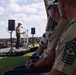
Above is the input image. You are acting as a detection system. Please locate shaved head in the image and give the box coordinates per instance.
[57,0,76,21]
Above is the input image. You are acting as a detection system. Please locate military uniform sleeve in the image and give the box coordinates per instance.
[53,20,76,75]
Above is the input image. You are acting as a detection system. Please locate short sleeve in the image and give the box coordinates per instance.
[53,21,76,75]
[39,31,51,48]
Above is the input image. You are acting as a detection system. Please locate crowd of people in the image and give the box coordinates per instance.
[0,37,40,49]
[2,0,76,75]
[0,39,10,49]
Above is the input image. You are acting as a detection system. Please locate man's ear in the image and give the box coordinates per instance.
[58,0,65,17]
[60,0,65,7]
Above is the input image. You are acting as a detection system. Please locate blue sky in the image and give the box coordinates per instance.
[0,0,47,38]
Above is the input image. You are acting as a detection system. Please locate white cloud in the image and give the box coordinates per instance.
[6,3,21,12]
[5,1,46,15]
[0,7,4,15]
[28,15,41,22]
[21,2,45,14]
[0,21,7,27]
[9,13,46,24]
[5,1,47,22]
[9,0,27,3]
[10,13,28,24]
[33,2,45,10]
[9,0,18,3]
[22,5,37,14]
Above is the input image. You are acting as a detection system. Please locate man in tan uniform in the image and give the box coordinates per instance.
[44,0,76,75]
[16,23,22,49]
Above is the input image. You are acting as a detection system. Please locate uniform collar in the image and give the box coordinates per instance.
[64,17,76,31]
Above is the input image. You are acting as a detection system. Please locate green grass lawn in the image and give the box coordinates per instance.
[0,52,34,75]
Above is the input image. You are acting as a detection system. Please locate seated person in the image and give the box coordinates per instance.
[29,16,57,59]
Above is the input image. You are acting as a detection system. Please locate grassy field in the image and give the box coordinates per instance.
[0,52,34,75]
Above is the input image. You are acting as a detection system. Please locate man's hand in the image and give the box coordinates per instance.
[25,59,34,68]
